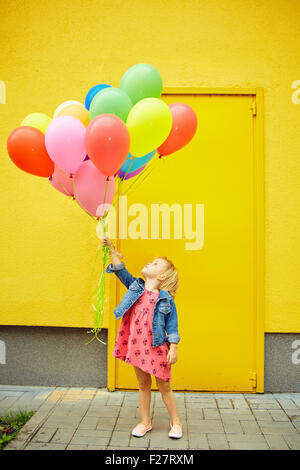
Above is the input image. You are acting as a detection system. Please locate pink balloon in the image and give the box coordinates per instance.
[49,165,74,196]
[45,116,86,174]
[73,160,115,217]
[118,164,146,180]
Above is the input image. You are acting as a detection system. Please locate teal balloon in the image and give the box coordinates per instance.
[120,150,156,174]
[119,63,163,105]
[89,87,132,122]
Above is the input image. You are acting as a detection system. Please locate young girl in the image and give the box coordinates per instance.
[101,236,183,439]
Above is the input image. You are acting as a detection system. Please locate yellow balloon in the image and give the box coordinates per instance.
[21,113,52,133]
[126,97,172,157]
[53,100,84,118]
[56,104,90,127]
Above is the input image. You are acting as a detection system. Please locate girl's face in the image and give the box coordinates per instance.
[141,258,168,280]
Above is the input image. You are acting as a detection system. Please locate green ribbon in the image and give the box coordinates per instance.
[85,214,109,345]
[85,176,110,345]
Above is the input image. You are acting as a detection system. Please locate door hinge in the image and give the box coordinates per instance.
[249,371,257,388]
[250,101,257,116]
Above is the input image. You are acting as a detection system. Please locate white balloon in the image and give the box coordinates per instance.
[53,100,85,118]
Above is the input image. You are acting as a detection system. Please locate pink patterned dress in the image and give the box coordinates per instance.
[112,287,171,382]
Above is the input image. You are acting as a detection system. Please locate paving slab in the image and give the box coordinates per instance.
[222,420,243,434]
[227,434,269,450]
[264,434,290,450]
[257,421,299,435]
[31,426,58,443]
[207,433,229,449]
[232,398,250,409]
[188,433,209,449]
[25,442,67,450]
[1,387,300,451]
[216,398,233,409]
[282,434,300,450]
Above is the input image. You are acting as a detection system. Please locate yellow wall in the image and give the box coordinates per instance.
[0,0,299,332]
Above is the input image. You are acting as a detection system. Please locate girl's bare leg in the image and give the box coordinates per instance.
[133,366,152,425]
[155,376,181,425]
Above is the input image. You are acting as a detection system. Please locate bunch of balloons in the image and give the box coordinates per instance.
[7,63,198,219]
[7,63,198,345]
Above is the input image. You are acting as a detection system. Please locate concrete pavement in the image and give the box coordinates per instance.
[1,386,300,450]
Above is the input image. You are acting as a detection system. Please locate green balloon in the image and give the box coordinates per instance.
[89,87,132,122]
[119,63,163,106]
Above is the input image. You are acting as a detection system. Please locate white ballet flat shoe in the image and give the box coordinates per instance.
[131,422,152,437]
[168,421,183,438]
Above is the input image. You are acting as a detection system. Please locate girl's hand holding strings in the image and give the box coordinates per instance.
[101,237,124,264]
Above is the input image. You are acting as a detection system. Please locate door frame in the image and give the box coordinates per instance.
[107,87,265,393]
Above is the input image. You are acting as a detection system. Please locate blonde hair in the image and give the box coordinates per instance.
[155,256,179,299]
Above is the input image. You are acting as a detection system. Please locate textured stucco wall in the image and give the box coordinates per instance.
[264,333,300,392]
[0,0,299,332]
[0,326,108,387]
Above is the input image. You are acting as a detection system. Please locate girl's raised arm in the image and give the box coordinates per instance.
[101,237,123,265]
[102,237,138,289]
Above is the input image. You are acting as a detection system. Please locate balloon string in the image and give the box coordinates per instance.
[55,177,95,221]
[49,168,73,196]
[51,172,113,346]
[67,175,97,221]
[121,157,135,181]
[86,213,109,345]
[103,177,109,204]
[122,153,162,197]
[110,186,119,209]
[86,177,114,345]
[88,242,102,292]
[57,167,73,190]
[109,174,123,210]
[125,166,154,197]
[56,179,73,197]
[128,154,163,196]
[68,173,109,343]
[120,157,156,197]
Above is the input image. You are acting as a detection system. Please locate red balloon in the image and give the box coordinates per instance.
[85,114,130,176]
[7,126,54,177]
[157,103,197,156]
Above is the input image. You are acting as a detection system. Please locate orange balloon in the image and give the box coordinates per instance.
[157,103,197,156]
[85,115,130,176]
[56,104,90,127]
[7,126,54,177]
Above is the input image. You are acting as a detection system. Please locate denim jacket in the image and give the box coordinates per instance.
[105,261,180,348]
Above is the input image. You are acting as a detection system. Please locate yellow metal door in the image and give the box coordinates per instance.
[108,89,264,393]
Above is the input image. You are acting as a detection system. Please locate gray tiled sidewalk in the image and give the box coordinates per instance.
[1,386,300,450]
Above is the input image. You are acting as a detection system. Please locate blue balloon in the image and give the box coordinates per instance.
[120,150,157,174]
[85,84,111,110]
